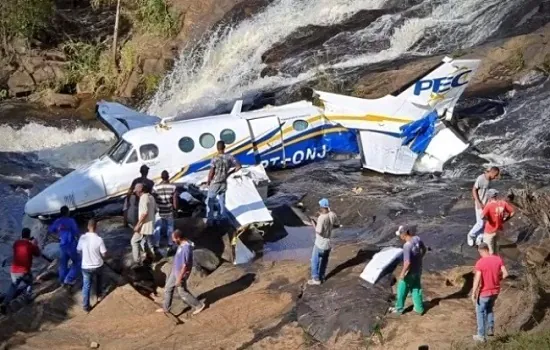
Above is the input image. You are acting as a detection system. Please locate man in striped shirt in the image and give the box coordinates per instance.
[153,170,178,253]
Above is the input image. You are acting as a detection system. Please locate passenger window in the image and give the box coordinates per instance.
[140,144,159,160]
[126,150,138,163]
[293,119,309,131]
[199,133,215,149]
[220,129,236,144]
[179,137,195,153]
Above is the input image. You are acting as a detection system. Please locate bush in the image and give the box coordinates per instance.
[135,0,178,37]
[63,41,103,86]
[0,0,54,39]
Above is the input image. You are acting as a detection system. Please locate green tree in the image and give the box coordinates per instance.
[0,0,54,43]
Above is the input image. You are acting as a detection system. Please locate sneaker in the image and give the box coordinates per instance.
[388,306,402,315]
[467,234,475,247]
[476,234,484,246]
[472,335,486,342]
[307,279,321,286]
[192,303,206,315]
[83,306,91,313]
[487,330,494,337]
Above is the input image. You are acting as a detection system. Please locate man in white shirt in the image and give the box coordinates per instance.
[77,218,107,312]
[308,198,340,285]
[131,183,157,265]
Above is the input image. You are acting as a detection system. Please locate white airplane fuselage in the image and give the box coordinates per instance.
[24,57,481,218]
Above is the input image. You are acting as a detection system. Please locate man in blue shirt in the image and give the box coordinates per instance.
[48,206,81,287]
[156,229,205,315]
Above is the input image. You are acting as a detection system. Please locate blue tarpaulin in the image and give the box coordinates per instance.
[399,110,438,154]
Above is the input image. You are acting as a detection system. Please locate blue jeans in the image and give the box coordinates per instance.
[163,271,202,312]
[3,272,33,306]
[153,217,174,248]
[476,295,497,337]
[311,246,331,282]
[59,244,81,285]
[82,267,103,310]
[207,182,227,222]
[468,208,484,239]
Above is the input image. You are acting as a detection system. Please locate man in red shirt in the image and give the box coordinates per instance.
[1,228,40,314]
[471,242,509,342]
[481,189,515,255]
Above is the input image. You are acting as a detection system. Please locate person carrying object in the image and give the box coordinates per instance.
[480,189,515,255]
[131,183,157,265]
[389,225,426,315]
[156,229,205,315]
[48,206,81,288]
[206,141,241,226]
[124,165,155,227]
[77,218,107,312]
[0,228,40,314]
[467,167,500,247]
[153,170,178,255]
[308,198,340,286]
[471,242,508,342]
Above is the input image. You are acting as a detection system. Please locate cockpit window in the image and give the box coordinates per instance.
[126,150,138,164]
[107,140,132,164]
[140,144,159,160]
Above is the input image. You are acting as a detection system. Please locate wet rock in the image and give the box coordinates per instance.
[42,243,60,261]
[194,248,221,272]
[141,58,171,76]
[513,69,548,89]
[7,70,35,97]
[39,89,80,108]
[524,246,550,267]
[297,248,392,343]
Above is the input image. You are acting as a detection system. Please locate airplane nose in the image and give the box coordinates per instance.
[24,169,107,217]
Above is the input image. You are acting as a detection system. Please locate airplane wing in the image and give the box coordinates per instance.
[315,56,480,174]
[96,101,161,138]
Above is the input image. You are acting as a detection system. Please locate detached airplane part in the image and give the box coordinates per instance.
[360,247,403,284]
[24,57,480,219]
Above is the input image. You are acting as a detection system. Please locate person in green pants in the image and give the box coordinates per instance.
[390,225,427,315]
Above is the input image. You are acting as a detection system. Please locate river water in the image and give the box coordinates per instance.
[1,0,549,293]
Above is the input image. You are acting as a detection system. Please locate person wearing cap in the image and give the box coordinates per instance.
[467,167,500,247]
[308,198,340,285]
[124,165,155,227]
[390,225,426,315]
[471,242,509,342]
[480,189,515,255]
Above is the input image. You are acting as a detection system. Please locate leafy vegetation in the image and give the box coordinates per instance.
[142,74,162,95]
[135,0,179,37]
[0,0,54,40]
[63,41,103,86]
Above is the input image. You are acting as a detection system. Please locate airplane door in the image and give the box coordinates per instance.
[246,116,286,169]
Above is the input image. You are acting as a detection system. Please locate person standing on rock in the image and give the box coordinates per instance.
[131,183,157,265]
[124,165,155,227]
[156,229,205,315]
[77,218,107,312]
[480,189,515,255]
[471,242,508,342]
[206,141,241,226]
[153,170,178,255]
[390,225,426,315]
[48,206,81,288]
[308,198,340,286]
[1,228,40,314]
[467,167,500,247]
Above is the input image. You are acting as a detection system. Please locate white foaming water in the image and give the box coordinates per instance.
[147,0,523,118]
[147,0,388,117]
[0,123,114,169]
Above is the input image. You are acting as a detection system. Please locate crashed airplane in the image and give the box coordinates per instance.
[25,57,480,226]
